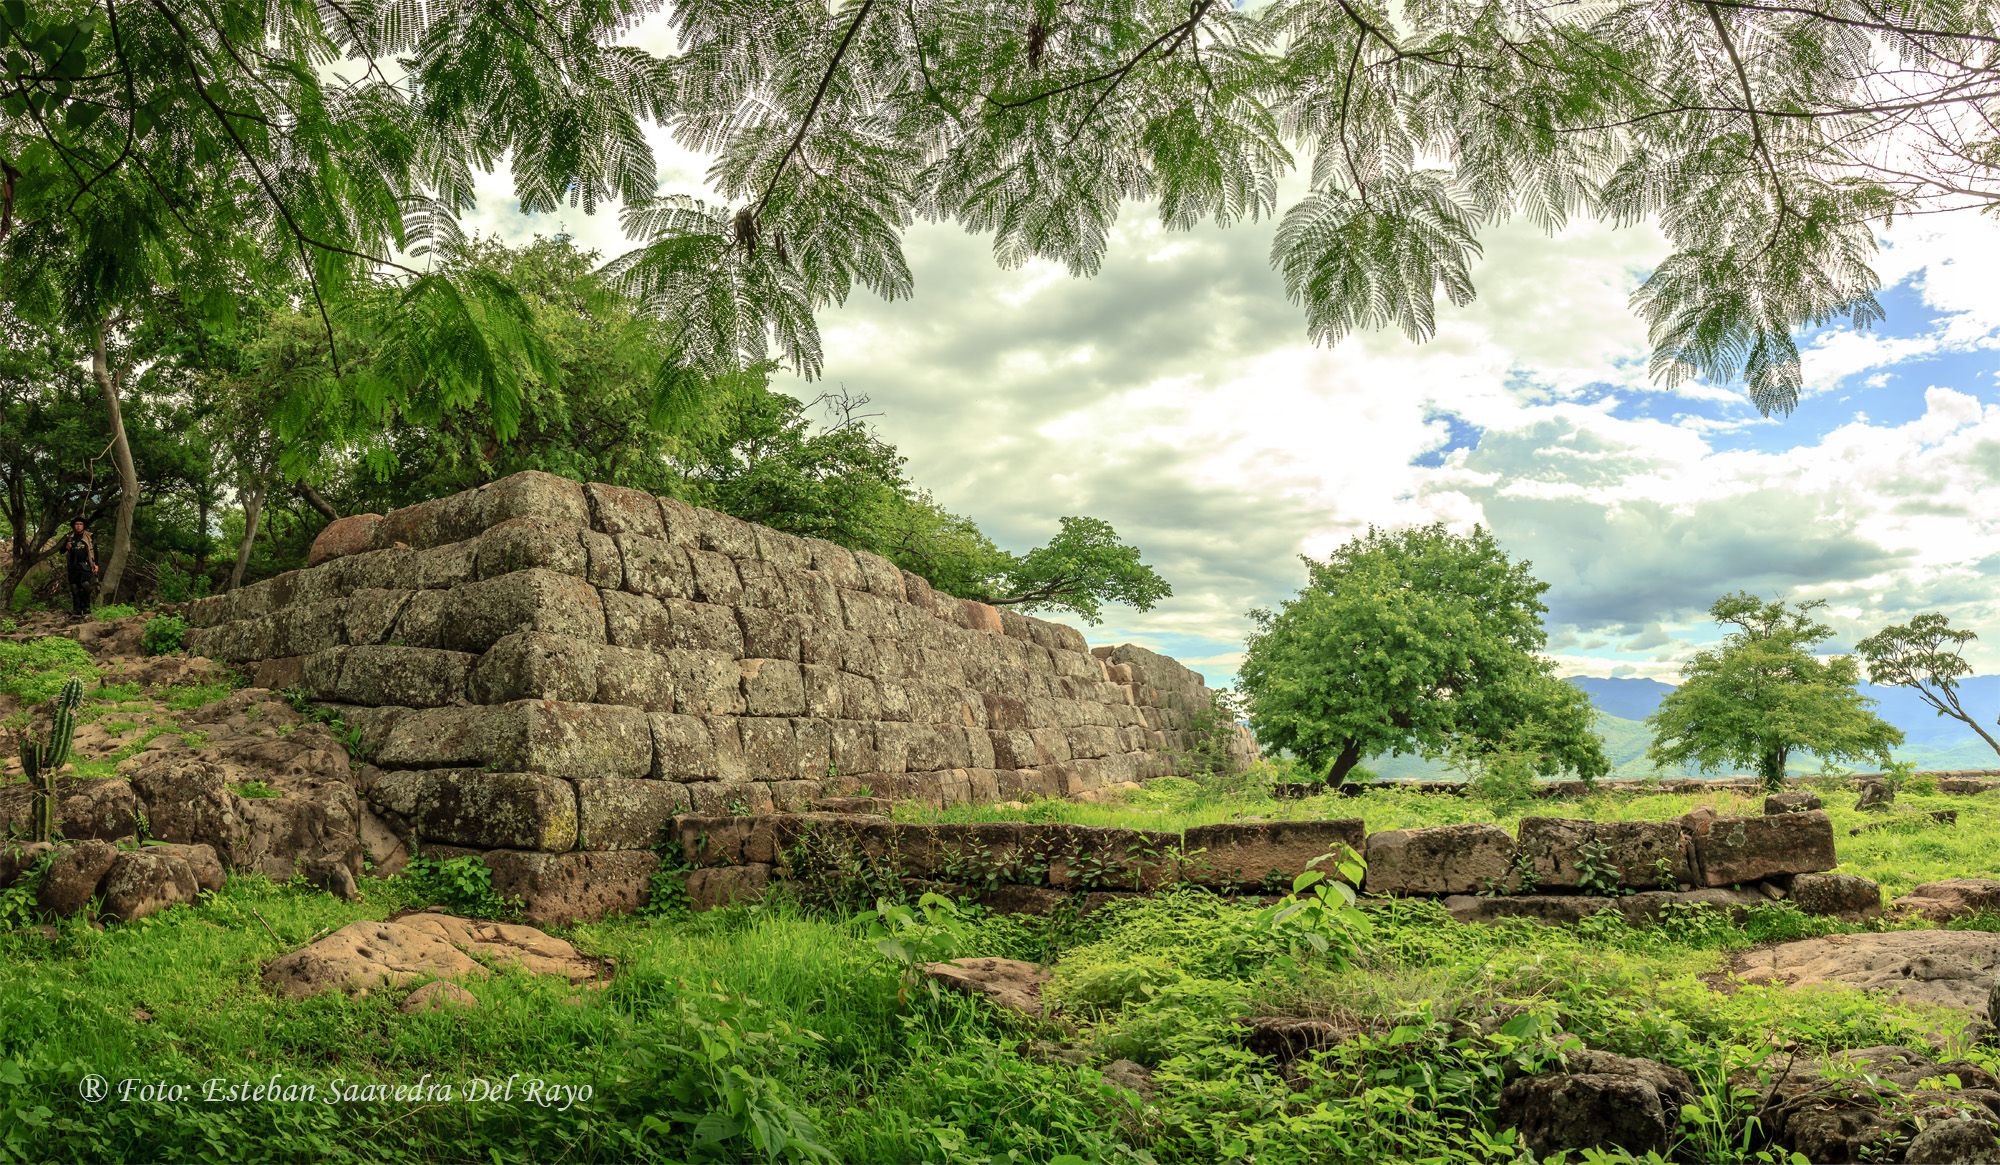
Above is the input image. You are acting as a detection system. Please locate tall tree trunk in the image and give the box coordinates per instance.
[297,482,339,521]
[1326,740,1364,786]
[90,321,138,599]
[228,485,265,591]
[1760,746,1787,792]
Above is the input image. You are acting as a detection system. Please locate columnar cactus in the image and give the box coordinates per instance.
[20,677,85,843]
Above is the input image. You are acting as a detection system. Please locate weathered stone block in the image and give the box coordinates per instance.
[1790,872,1882,920]
[586,482,667,539]
[806,539,864,588]
[575,778,691,849]
[1515,818,1688,891]
[305,645,473,707]
[687,864,771,911]
[616,533,695,600]
[375,701,653,780]
[741,658,806,717]
[482,848,659,925]
[601,589,672,651]
[469,632,599,704]
[441,569,604,652]
[739,717,800,779]
[734,559,789,609]
[472,517,587,580]
[591,644,677,711]
[370,770,579,852]
[309,514,385,566]
[1364,824,1515,896]
[477,471,592,534]
[664,599,746,655]
[665,650,747,716]
[738,608,803,661]
[695,507,759,559]
[1184,820,1367,890]
[1685,810,1836,887]
[657,495,701,547]
[791,718,831,780]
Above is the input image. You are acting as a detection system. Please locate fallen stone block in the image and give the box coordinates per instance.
[481,849,660,926]
[1789,873,1882,921]
[1516,817,1688,891]
[1684,809,1836,887]
[1182,820,1366,890]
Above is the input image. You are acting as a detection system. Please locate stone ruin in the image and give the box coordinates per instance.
[180,471,1250,920]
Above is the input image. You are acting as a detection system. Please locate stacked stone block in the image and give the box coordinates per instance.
[184,472,1234,916]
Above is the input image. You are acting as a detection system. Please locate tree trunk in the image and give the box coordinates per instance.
[90,321,138,599]
[1326,740,1364,786]
[228,485,265,592]
[297,482,339,521]
[1760,747,1787,792]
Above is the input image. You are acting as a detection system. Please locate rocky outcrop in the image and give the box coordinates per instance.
[28,839,222,922]
[262,910,600,999]
[1496,1050,1695,1157]
[1894,879,2000,923]
[1732,930,2000,1034]
[1747,1046,2000,1164]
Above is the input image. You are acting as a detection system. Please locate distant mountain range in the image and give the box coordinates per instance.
[1366,674,2000,781]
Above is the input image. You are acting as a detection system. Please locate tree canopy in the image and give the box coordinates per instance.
[1857,612,2000,759]
[8,0,1996,428]
[1237,524,1606,785]
[1649,592,1904,789]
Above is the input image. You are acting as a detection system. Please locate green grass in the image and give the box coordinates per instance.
[3,868,1987,1165]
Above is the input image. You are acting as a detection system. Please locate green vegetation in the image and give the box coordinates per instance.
[138,615,186,657]
[1859,612,2000,761]
[17,676,83,842]
[0,636,97,704]
[90,604,138,621]
[1650,595,1903,791]
[1239,525,1606,786]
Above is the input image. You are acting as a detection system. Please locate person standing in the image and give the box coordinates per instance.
[61,518,98,618]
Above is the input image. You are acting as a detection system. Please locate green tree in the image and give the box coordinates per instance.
[10,0,1995,434]
[1649,593,1903,790]
[1857,612,2000,760]
[987,515,1171,624]
[1237,524,1606,786]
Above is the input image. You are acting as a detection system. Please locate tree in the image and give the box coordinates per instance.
[987,515,1171,624]
[10,0,1999,435]
[1237,524,1606,785]
[0,309,113,604]
[1857,613,2000,759]
[1649,593,1903,790]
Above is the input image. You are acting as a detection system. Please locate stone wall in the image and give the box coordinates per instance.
[183,471,1246,917]
[667,806,1855,929]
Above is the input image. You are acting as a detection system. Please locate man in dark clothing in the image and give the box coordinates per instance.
[61,519,97,618]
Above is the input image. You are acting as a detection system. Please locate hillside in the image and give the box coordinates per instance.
[1366,675,2000,780]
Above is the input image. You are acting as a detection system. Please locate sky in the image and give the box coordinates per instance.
[460,26,2000,691]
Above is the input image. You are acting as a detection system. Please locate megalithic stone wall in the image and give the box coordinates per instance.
[183,471,1248,916]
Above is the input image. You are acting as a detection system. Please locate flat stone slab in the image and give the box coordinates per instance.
[921,957,1050,1019]
[1730,930,2000,1027]
[262,910,600,999]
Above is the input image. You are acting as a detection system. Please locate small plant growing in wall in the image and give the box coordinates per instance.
[15,677,85,843]
[1575,838,1624,897]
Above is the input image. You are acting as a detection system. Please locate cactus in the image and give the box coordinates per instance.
[20,677,85,843]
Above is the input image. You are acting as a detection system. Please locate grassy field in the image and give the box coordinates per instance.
[6,768,1999,1163]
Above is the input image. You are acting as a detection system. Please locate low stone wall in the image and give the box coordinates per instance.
[652,805,1851,927]
[181,472,1250,916]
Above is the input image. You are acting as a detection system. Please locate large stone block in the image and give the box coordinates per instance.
[374,701,653,780]
[441,569,604,652]
[477,471,592,534]
[586,482,667,539]
[616,534,695,600]
[741,658,806,717]
[590,644,678,711]
[1184,820,1367,890]
[664,599,746,655]
[482,848,659,925]
[1515,818,1689,891]
[651,713,716,780]
[1790,873,1882,921]
[472,518,588,580]
[370,769,579,852]
[664,650,747,716]
[304,645,473,707]
[695,507,759,559]
[738,717,800,779]
[309,514,384,566]
[1684,810,1836,887]
[575,778,691,849]
[1364,824,1515,896]
[468,632,599,704]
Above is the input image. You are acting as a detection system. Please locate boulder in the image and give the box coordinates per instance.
[1764,791,1823,814]
[1684,809,1836,886]
[0,841,55,888]
[98,850,202,921]
[262,911,598,999]
[1789,872,1882,921]
[1515,817,1687,891]
[1895,879,2000,923]
[1854,777,1895,811]
[35,839,120,917]
[307,514,385,566]
[1363,824,1514,895]
[921,957,1051,1019]
[1905,1119,2000,1165]
[1496,1050,1695,1157]
[1182,819,1365,889]
[143,843,224,892]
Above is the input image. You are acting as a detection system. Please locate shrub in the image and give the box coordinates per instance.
[93,603,138,620]
[154,560,212,603]
[401,855,518,919]
[140,614,188,656]
[0,637,99,703]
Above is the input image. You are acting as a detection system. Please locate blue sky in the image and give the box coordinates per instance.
[466,38,2000,693]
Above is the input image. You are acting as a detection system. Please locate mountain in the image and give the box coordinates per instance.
[1362,674,2000,780]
